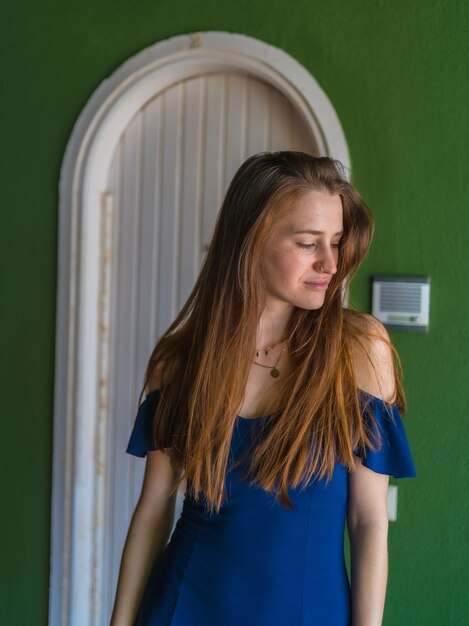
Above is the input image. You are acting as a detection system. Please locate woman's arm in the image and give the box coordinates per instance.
[348,314,396,625]
[109,449,180,626]
[348,459,389,626]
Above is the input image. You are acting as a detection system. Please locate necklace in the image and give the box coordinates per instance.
[252,344,286,378]
[255,335,288,358]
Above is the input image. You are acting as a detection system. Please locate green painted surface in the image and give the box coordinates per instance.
[1,0,468,623]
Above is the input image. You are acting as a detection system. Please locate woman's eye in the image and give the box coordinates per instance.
[296,240,342,250]
[296,242,317,249]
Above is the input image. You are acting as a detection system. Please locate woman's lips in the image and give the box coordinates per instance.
[304,281,330,290]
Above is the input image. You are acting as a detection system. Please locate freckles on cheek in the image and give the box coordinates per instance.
[280,247,304,267]
[269,249,287,271]
[269,249,303,280]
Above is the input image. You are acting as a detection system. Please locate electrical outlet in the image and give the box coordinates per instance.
[388,485,398,521]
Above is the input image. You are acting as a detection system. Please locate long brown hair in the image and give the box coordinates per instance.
[140,151,405,513]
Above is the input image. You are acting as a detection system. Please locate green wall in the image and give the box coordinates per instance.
[1,0,468,624]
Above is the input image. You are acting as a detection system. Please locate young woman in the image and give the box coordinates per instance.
[110,151,416,626]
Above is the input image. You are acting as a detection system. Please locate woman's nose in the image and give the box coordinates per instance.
[315,247,338,274]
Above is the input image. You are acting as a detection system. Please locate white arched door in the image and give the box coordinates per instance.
[51,32,350,626]
[106,70,318,616]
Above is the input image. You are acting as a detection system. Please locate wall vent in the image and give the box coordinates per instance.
[372,275,430,331]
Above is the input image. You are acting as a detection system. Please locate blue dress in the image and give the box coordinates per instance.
[126,389,416,626]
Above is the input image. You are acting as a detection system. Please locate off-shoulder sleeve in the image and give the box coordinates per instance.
[354,392,416,478]
[126,389,161,458]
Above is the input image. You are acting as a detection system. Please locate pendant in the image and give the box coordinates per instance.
[270,368,280,378]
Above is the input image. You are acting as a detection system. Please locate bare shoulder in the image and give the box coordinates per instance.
[346,311,397,403]
[144,360,166,394]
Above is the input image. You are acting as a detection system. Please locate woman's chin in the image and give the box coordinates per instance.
[294,296,326,311]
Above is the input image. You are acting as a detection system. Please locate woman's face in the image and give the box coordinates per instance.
[260,189,344,312]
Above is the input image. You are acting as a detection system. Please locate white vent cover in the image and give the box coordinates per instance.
[372,275,430,331]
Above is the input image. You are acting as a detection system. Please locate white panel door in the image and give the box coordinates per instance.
[102,71,317,622]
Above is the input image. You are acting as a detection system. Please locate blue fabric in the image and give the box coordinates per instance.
[354,390,416,478]
[126,390,159,457]
[126,389,416,625]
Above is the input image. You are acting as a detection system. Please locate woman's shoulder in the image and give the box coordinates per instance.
[344,311,397,404]
[144,360,166,394]
[344,309,384,332]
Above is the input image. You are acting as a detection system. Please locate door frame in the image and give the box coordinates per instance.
[50,30,350,626]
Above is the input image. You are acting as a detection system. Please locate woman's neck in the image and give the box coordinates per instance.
[256,304,294,348]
